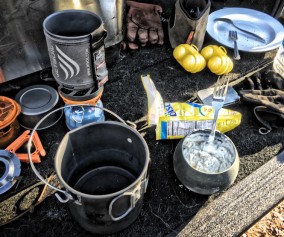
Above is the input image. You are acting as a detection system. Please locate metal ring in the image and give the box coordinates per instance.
[0,150,21,195]
[27,104,126,201]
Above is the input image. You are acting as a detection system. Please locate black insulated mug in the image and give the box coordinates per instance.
[43,10,108,91]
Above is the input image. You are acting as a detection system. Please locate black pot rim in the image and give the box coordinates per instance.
[54,121,150,199]
[43,9,103,40]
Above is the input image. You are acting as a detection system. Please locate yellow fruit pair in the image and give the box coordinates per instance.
[173,44,206,73]
[201,45,234,75]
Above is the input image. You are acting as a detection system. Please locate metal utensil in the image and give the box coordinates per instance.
[229,30,241,60]
[208,76,230,143]
[214,17,266,43]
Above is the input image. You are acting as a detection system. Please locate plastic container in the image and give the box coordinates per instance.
[0,96,21,149]
[200,45,227,60]
[59,87,103,106]
[273,39,284,77]
[173,44,206,73]
[64,100,105,130]
[201,45,233,75]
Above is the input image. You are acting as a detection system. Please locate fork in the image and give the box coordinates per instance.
[207,76,230,143]
[229,30,241,60]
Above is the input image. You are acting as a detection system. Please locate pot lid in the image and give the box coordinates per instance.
[0,96,21,129]
[15,85,59,115]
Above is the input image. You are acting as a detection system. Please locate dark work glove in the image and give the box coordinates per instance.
[239,69,284,134]
[240,89,284,114]
[122,1,164,50]
[245,70,284,91]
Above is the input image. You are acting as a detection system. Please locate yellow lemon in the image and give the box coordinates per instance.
[201,46,214,61]
[207,56,223,73]
[182,54,197,72]
[173,45,186,60]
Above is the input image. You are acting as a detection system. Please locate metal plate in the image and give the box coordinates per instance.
[207,8,284,52]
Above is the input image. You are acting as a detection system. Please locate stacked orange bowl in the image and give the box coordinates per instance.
[0,96,21,148]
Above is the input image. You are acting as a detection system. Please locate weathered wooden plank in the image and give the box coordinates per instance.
[170,150,284,237]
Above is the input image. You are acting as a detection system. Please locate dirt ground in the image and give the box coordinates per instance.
[0,0,283,236]
[242,199,284,237]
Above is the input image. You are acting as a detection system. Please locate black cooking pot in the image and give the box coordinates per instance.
[54,121,150,234]
[15,85,62,130]
[173,130,239,195]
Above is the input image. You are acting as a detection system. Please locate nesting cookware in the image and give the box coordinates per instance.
[0,96,21,149]
[173,129,239,195]
[15,85,62,130]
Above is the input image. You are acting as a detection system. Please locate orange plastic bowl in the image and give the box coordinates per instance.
[0,96,21,148]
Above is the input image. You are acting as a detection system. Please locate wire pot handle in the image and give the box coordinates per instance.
[27,104,126,203]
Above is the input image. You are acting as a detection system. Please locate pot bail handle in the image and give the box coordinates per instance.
[108,176,149,221]
[28,104,126,203]
[108,124,151,221]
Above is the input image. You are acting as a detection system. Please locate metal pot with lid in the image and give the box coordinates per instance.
[15,84,63,130]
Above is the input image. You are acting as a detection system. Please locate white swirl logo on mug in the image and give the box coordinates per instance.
[56,46,80,80]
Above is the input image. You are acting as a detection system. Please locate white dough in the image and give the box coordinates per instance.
[182,133,235,173]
